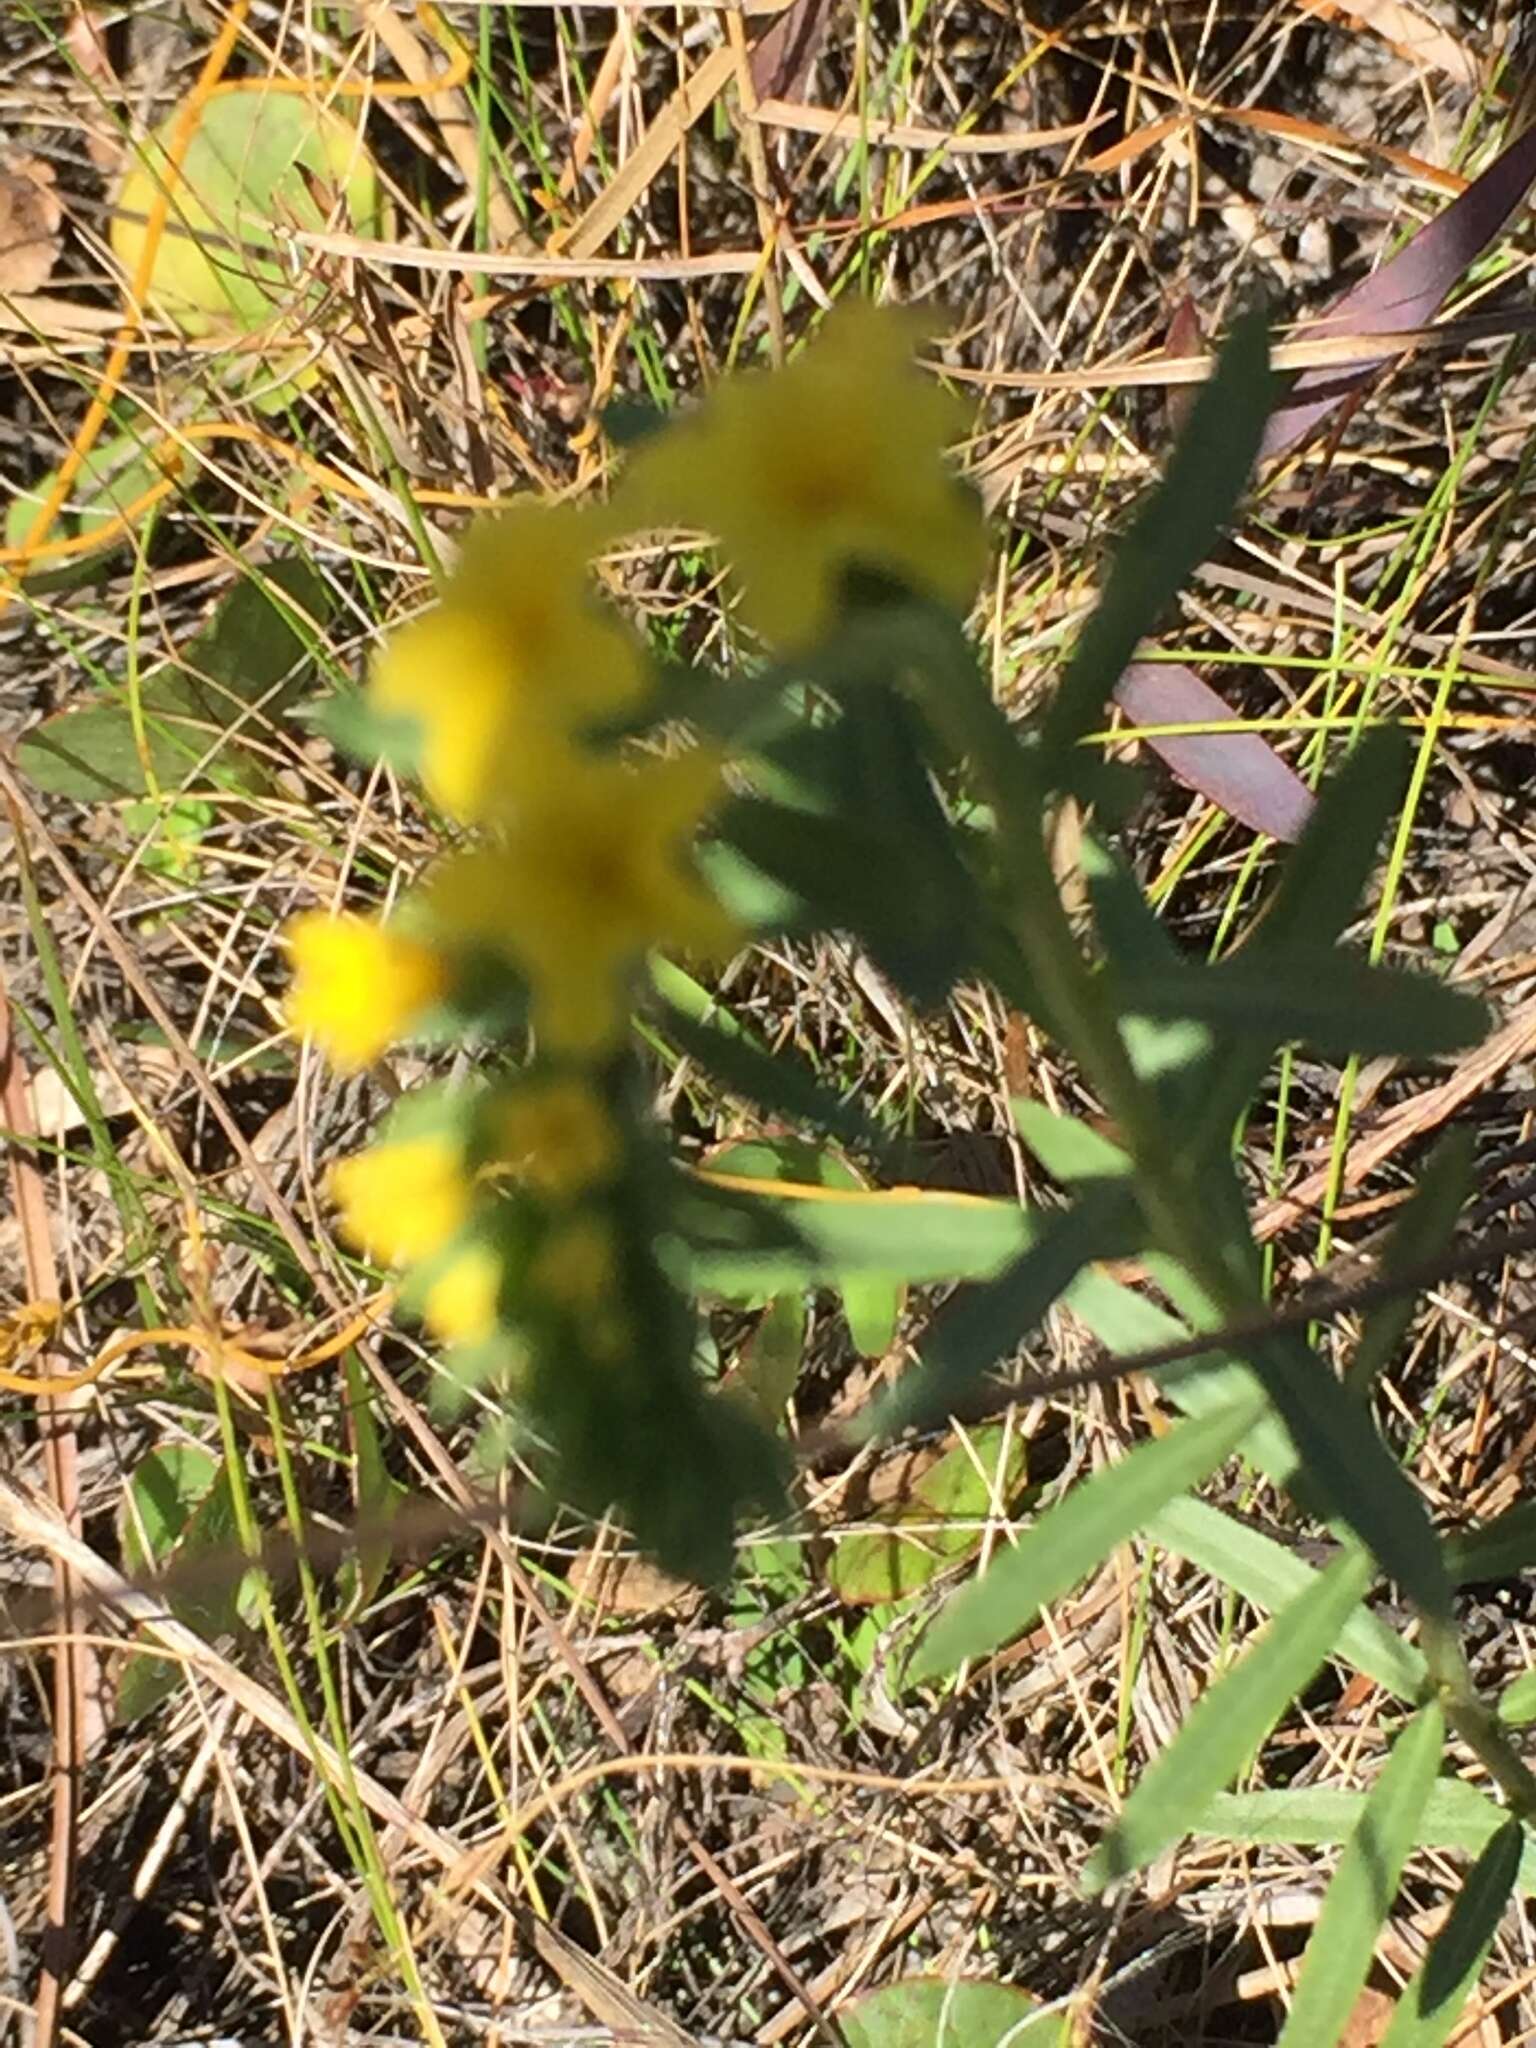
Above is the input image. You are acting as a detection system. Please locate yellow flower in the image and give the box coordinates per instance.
[530,1214,619,1309]
[284,910,447,1074]
[617,301,986,650]
[488,1075,620,1197]
[330,1133,472,1268]
[427,749,738,1054]
[421,1242,502,1345]
[369,501,645,824]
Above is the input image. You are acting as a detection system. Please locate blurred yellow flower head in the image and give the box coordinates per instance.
[420,1241,502,1346]
[369,501,645,824]
[284,910,446,1073]
[331,1132,472,1269]
[489,1074,620,1197]
[428,749,738,1054]
[617,301,986,650]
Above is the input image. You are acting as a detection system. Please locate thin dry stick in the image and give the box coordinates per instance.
[0,962,91,2048]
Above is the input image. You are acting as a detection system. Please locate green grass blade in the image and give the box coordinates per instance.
[903,1396,1262,1686]
[1349,1132,1473,1395]
[1379,1819,1522,2048]
[1276,1701,1444,2048]
[1084,1547,1374,1892]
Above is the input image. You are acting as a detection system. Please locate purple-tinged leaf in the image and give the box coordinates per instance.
[1115,662,1314,841]
[1261,120,1536,460]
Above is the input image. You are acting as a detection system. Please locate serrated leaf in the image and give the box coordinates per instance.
[904,1396,1261,1686]
[1084,1547,1374,1892]
[827,1423,1029,1605]
[1275,1701,1444,2048]
[1378,1818,1522,2048]
[1042,306,1274,767]
[839,1975,1068,2047]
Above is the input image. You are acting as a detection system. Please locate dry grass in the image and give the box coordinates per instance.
[4,1,1536,2043]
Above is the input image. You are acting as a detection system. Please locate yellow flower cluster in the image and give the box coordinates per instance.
[618,300,986,650]
[284,300,983,1378]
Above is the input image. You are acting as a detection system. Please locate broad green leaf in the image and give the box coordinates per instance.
[5,425,196,571]
[1041,306,1274,766]
[1275,1701,1444,2048]
[903,1396,1261,1686]
[1497,1668,1536,1727]
[1012,1099,1131,1180]
[1145,1496,1426,1702]
[174,557,332,716]
[731,1292,807,1426]
[1446,1500,1536,1585]
[1119,955,1488,1061]
[1199,1779,1536,1894]
[839,1975,1067,2047]
[675,1168,1035,1299]
[866,1183,1139,1436]
[718,794,976,1006]
[1378,1819,1522,2047]
[119,1443,220,1577]
[700,1138,906,1348]
[827,1423,1030,1605]
[111,86,380,338]
[17,681,264,801]
[1083,1547,1374,1892]
[1349,1132,1473,1395]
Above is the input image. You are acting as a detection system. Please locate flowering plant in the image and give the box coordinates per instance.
[279,299,1536,2029]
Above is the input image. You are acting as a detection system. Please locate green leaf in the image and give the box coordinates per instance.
[1497,1668,1536,1727]
[17,681,265,801]
[1145,1496,1426,1702]
[1012,1099,1132,1181]
[1447,1501,1536,1585]
[1083,1547,1374,1892]
[675,1169,1035,1299]
[1350,1132,1473,1395]
[5,425,196,574]
[1199,1779,1536,1893]
[1252,727,1410,957]
[865,1183,1139,1436]
[717,792,978,1006]
[827,1423,1030,1605]
[112,86,380,338]
[173,556,332,717]
[1040,305,1275,767]
[839,1976,1068,2047]
[1119,954,1488,1061]
[903,1396,1261,1686]
[700,1137,907,1347]
[1378,1819,1522,2048]
[1275,1701,1444,2048]
[650,958,888,1156]
[731,1291,807,1426]
[119,1443,220,1577]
